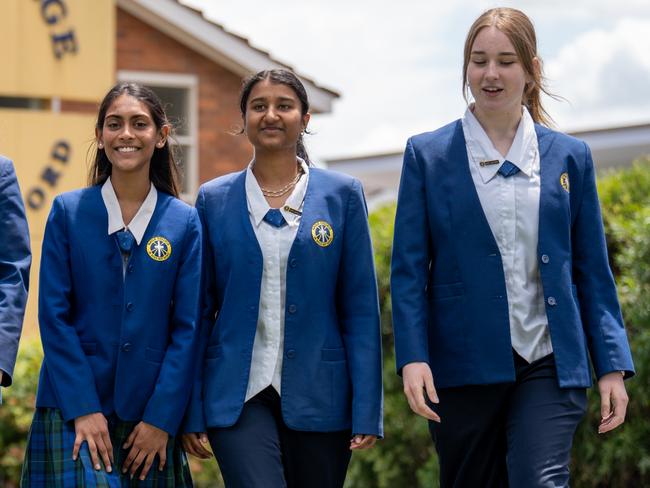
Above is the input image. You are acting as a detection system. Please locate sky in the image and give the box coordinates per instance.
[181,0,650,162]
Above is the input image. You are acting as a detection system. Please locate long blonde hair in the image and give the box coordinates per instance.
[462,7,557,127]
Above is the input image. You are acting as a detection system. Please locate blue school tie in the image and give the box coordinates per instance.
[263,209,287,228]
[498,160,520,178]
[116,229,135,253]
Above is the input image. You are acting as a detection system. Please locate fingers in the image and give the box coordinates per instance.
[404,383,440,422]
[424,373,439,405]
[128,449,147,479]
[402,363,441,422]
[102,429,115,465]
[87,438,102,471]
[158,450,167,472]
[72,434,83,461]
[600,384,612,421]
[350,435,377,450]
[97,435,113,473]
[122,446,139,474]
[139,451,157,481]
[182,433,212,459]
[599,388,629,434]
[123,426,138,450]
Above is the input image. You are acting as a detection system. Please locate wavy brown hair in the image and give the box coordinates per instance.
[88,82,181,197]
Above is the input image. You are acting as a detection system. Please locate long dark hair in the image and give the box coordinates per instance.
[239,69,312,165]
[88,82,181,197]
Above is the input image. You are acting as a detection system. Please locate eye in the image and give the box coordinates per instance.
[471,59,487,66]
[500,61,515,66]
[134,120,149,129]
[252,104,266,112]
[105,121,120,130]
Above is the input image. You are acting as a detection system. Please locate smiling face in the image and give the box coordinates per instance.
[96,93,168,178]
[243,79,310,154]
[467,26,533,120]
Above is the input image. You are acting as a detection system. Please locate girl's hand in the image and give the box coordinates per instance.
[182,432,213,459]
[350,434,377,450]
[73,412,114,472]
[597,371,629,434]
[122,421,169,480]
[402,362,441,422]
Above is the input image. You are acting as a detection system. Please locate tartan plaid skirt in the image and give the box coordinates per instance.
[21,408,193,487]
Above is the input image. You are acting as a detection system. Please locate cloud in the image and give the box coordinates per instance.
[180,0,650,157]
[545,18,650,129]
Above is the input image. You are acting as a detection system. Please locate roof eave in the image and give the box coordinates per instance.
[116,0,339,113]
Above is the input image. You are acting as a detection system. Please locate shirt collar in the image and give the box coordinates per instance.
[461,105,538,183]
[245,158,310,227]
[101,177,157,245]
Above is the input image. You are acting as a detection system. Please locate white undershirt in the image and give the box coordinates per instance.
[461,106,552,363]
[244,158,310,401]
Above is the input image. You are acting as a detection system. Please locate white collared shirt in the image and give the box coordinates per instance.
[461,106,552,363]
[244,158,310,401]
[101,177,157,274]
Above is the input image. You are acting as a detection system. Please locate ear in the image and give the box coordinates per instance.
[157,125,170,147]
[529,57,541,84]
[95,127,103,149]
[302,112,311,131]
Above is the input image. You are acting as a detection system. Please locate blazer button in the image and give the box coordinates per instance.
[126,302,134,312]
[127,264,134,273]
[541,254,550,264]
[286,349,296,359]
[288,304,297,314]
[547,296,557,306]
[121,342,132,352]
[289,259,297,268]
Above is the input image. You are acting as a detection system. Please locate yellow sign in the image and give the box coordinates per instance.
[0,0,114,101]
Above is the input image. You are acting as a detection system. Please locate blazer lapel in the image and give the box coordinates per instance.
[287,168,317,259]
[535,125,565,250]
[232,170,263,260]
[446,121,500,252]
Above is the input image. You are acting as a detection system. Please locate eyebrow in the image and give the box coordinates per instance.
[104,113,150,120]
[471,50,517,56]
[249,96,296,103]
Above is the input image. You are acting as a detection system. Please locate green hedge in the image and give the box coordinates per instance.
[2,159,649,487]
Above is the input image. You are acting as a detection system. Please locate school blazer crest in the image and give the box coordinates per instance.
[391,120,634,388]
[184,168,383,437]
[35,186,202,435]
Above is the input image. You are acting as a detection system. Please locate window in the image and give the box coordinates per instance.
[117,71,198,201]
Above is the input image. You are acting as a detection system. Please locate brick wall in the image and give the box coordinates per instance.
[116,8,253,183]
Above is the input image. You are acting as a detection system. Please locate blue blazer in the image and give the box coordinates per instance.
[184,168,383,437]
[391,120,634,389]
[35,186,202,435]
[0,157,31,398]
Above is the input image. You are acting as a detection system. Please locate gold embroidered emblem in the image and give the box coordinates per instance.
[560,172,570,193]
[146,236,172,261]
[311,221,334,247]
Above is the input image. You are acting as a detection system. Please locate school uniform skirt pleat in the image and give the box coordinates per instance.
[21,408,193,487]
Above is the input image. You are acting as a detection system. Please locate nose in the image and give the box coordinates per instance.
[119,123,135,139]
[264,106,279,121]
[485,61,499,79]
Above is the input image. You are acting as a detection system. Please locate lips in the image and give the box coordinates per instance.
[115,146,140,152]
[482,87,503,96]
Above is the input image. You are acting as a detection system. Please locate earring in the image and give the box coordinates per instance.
[157,141,165,148]
[98,142,103,149]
